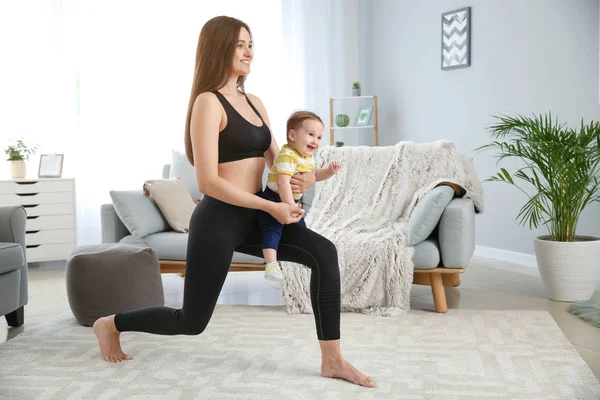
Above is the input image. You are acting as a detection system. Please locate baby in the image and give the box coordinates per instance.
[259,111,341,282]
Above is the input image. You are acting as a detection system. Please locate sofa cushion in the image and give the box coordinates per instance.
[0,242,24,274]
[301,185,316,215]
[110,190,170,239]
[406,185,455,245]
[137,232,265,264]
[169,149,203,201]
[412,238,441,270]
[231,252,265,265]
[143,178,196,233]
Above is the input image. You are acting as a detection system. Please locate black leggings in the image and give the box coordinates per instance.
[114,194,341,341]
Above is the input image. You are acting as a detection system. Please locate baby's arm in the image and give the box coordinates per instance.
[277,174,296,205]
[315,161,342,182]
[273,152,299,205]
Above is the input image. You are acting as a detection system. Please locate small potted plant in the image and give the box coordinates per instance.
[477,113,600,301]
[352,82,361,96]
[4,138,38,179]
[335,141,345,147]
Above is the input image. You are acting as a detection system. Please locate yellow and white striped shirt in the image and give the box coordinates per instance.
[267,144,316,200]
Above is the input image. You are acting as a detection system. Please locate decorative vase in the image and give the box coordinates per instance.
[352,88,361,96]
[10,160,26,179]
[335,114,350,127]
[534,235,600,301]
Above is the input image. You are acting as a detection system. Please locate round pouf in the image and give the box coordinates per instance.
[66,244,164,326]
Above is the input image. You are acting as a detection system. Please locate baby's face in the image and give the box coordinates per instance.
[291,119,324,157]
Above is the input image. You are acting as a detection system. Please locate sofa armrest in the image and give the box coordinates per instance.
[0,206,26,260]
[101,204,130,243]
[0,205,28,307]
[438,198,475,268]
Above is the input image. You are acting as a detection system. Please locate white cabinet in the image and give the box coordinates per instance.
[0,178,77,262]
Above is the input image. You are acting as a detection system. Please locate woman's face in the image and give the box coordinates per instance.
[231,27,253,77]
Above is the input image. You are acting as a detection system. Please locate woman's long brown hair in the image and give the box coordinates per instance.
[184,16,252,165]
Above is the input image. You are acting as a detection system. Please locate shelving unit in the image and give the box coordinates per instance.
[329,95,378,146]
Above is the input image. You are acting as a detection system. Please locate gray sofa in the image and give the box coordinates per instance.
[101,164,476,312]
[0,205,28,327]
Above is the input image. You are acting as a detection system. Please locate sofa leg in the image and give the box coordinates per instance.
[452,274,461,287]
[430,274,448,313]
[5,306,24,327]
[442,273,461,287]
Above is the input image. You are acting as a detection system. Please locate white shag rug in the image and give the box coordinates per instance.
[1,306,598,400]
[282,140,484,316]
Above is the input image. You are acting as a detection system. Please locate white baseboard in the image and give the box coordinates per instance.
[474,245,537,269]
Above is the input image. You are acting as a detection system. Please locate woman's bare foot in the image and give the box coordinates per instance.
[321,357,376,388]
[93,315,132,363]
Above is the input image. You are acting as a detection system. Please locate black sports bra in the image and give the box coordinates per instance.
[213,91,272,163]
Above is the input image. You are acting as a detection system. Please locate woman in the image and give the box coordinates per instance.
[94,15,375,388]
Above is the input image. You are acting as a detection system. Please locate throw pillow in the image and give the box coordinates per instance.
[406,185,455,245]
[110,190,170,238]
[169,149,203,201]
[143,178,196,233]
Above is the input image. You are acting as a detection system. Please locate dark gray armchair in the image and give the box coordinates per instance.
[0,205,28,327]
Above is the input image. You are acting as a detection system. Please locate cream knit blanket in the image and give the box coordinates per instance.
[281,140,484,316]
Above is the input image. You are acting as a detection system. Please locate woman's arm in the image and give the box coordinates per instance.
[290,170,316,193]
[190,93,274,213]
[264,136,279,171]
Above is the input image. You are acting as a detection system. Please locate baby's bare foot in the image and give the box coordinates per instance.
[321,358,376,388]
[93,316,132,363]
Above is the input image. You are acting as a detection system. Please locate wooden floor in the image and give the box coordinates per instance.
[159,260,465,313]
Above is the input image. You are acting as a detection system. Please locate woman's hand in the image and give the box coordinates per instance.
[269,202,304,224]
[290,171,316,194]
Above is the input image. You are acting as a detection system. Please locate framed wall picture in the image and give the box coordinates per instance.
[354,106,374,126]
[38,153,64,178]
[441,6,471,70]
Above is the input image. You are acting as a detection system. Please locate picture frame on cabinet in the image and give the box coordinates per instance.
[38,153,64,178]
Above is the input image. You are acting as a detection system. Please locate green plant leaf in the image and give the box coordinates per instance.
[476,112,600,241]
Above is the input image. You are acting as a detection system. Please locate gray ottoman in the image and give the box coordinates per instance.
[66,244,164,326]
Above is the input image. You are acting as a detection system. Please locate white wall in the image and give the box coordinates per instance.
[359,0,600,255]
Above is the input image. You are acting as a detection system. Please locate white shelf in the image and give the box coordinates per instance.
[331,96,375,100]
[331,126,375,130]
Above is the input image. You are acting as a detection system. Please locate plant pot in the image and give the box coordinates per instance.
[352,88,361,96]
[534,235,600,302]
[9,160,26,179]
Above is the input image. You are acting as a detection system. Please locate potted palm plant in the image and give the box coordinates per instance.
[4,139,38,179]
[478,113,600,301]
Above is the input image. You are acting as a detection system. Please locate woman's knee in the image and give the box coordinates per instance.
[176,309,210,335]
[315,236,338,262]
[306,236,339,279]
[182,318,208,336]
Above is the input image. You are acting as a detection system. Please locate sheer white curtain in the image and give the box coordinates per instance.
[280,0,361,137]
[0,0,77,167]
